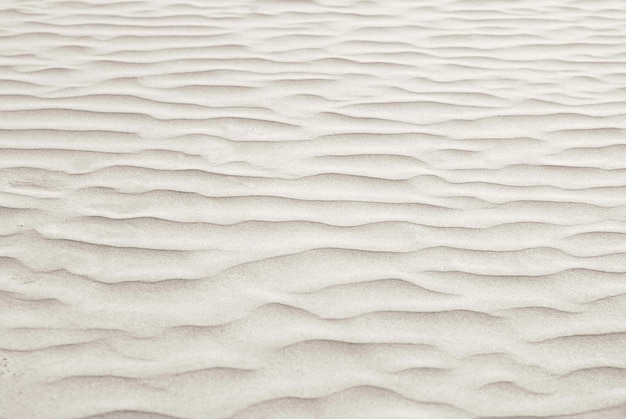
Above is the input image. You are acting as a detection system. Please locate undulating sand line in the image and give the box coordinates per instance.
[1,0,626,418]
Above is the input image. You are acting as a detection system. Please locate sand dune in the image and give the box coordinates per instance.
[1,0,626,418]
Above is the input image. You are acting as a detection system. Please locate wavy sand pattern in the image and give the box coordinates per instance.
[1,0,626,418]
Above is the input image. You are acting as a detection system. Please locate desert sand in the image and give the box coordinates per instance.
[1,0,626,418]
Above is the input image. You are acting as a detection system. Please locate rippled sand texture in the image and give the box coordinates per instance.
[2,0,626,418]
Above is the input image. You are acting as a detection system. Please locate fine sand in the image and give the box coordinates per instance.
[1,0,626,418]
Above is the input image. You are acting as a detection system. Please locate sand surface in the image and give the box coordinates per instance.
[1,0,626,418]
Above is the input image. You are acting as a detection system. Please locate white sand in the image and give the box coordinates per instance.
[1,0,626,417]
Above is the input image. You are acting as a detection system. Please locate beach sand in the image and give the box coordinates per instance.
[1,0,626,417]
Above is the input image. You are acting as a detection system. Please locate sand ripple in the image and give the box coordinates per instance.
[1,0,626,418]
